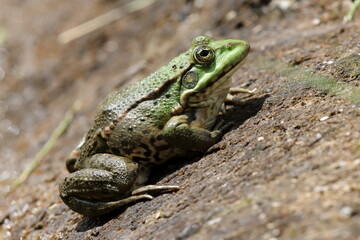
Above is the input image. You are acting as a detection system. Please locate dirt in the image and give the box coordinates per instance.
[0,0,360,239]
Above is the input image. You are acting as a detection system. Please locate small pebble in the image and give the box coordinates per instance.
[258,136,265,141]
[340,206,355,217]
[312,18,321,25]
[272,228,280,236]
[319,116,329,121]
[322,60,334,65]
[207,217,222,226]
[225,10,237,21]
[313,185,329,193]
[354,159,360,165]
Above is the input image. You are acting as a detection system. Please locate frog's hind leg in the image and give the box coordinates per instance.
[131,166,180,195]
[63,193,154,217]
[60,153,180,216]
[132,185,181,195]
[60,153,151,216]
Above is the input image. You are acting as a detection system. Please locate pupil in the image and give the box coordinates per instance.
[200,49,209,57]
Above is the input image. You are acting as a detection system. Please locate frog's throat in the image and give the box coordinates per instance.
[179,58,246,109]
[99,63,194,141]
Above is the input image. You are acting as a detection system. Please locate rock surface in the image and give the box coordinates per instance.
[1,0,360,239]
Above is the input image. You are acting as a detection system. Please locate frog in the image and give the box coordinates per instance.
[59,35,252,217]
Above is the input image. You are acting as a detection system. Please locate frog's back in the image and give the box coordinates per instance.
[78,49,192,164]
[94,49,192,131]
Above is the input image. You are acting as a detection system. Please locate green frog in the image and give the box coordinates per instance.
[59,35,251,216]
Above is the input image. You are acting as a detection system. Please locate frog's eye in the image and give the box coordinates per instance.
[182,71,198,89]
[193,45,215,65]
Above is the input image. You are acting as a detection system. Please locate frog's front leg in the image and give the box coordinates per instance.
[163,115,230,152]
[225,87,256,105]
[59,153,179,216]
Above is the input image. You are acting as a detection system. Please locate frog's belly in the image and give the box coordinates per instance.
[106,117,183,166]
[133,141,182,165]
[107,102,184,165]
[110,134,183,166]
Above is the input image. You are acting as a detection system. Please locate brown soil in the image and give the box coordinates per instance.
[1,0,360,239]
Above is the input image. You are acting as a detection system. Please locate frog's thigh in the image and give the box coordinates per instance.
[59,153,150,216]
[163,115,222,151]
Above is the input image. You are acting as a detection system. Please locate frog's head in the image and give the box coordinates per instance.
[179,35,250,109]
